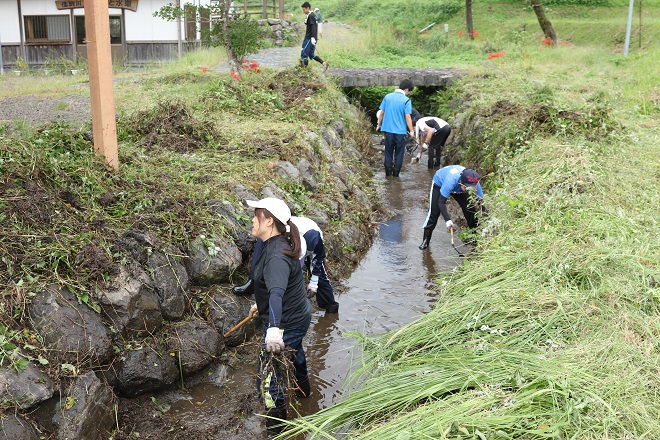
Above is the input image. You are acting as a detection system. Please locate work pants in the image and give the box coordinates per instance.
[384,132,407,171]
[422,184,483,232]
[427,125,451,168]
[305,257,337,309]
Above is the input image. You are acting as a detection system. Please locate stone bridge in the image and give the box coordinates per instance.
[326,67,466,87]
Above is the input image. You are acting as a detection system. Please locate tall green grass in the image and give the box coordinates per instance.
[275,1,660,439]
[280,128,660,439]
[286,0,659,68]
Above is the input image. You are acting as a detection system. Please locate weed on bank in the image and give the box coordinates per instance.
[276,0,660,438]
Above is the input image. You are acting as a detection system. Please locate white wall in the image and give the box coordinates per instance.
[124,0,214,42]
[0,1,21,42]
[124,0,178,41]
[0,0,204,44]
[18,0,65,15]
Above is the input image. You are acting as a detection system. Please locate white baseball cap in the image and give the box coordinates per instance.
[314,8,319,11]
[246,198,291,226]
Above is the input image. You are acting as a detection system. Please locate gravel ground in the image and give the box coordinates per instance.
[0,95,92,127]
[0,23,352,127]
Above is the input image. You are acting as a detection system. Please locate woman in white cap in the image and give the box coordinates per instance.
[246,197,312,436]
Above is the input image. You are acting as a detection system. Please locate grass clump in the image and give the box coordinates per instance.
[120,99,220,153]
[274,1,659,439]
[281,134,660,440]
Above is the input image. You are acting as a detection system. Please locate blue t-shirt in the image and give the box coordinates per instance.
[433,165,484,199]
[379,90,412,135]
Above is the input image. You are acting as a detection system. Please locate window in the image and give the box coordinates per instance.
[75,16,123,45]
[109,16,121,44]
[24,16,71,43]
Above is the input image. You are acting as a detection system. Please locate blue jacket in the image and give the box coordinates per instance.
[433,165,484,199]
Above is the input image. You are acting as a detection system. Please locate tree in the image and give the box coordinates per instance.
[154,2,264,76]
[465,0,474,41]
[530,0,557,45]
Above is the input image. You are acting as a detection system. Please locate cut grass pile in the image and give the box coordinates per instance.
[274,1,660,438]
[281,125,660,439]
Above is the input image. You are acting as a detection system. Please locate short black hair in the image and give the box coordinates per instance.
[301,2,311,8]
[399,79,414,91]
[411,108,421,124]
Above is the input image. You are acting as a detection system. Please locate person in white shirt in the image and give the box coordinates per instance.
[234,215,339,314]
[413,115,451,169]
[290,216,339,313]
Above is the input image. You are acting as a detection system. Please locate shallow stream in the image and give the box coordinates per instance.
[157,157,468,438]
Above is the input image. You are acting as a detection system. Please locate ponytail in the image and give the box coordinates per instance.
[257,207,301,260]
[282,220,301,260]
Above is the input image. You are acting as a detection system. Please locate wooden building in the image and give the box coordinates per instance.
[0,0,285,68]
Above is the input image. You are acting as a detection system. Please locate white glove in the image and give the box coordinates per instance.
[307,275,319,297]
[311,37,317,45]
[250,303,258,315]
[446,220,455,231]
[422,143,429,152]
[265,327,284,354]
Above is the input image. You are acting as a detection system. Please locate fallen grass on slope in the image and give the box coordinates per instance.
[276,9,660,436]
[0,66,380,373]
[280,129,660,438]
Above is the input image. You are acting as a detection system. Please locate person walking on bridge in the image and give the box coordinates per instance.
[376,79,415,177]
[413,114,451,169]
[419,166,487,250]
[300,2,328,71]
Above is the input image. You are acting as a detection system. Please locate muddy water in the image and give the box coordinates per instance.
[163,159,467,437]
[298,163,465,414]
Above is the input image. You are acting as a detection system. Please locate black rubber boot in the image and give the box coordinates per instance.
[385,167,393,176]
[232,279,253,296]
[266,405,287,437]
[392,168,401,177]
[418,229,433,250]
[325,302,339,314]
[295,375,312,398]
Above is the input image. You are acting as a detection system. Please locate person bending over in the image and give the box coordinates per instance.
[419,166,487,250]
[413,115,451,169]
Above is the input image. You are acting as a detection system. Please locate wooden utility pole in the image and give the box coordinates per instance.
[83,0,119,170]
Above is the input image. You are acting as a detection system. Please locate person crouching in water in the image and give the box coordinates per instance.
[413,114,451,169]
[246,198,312,436]
[419,166,487,250]
[291,216,339,313]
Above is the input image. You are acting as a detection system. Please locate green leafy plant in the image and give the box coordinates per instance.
[0,325,29,371]
[154,3,265,72]
[14,57,29,72]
